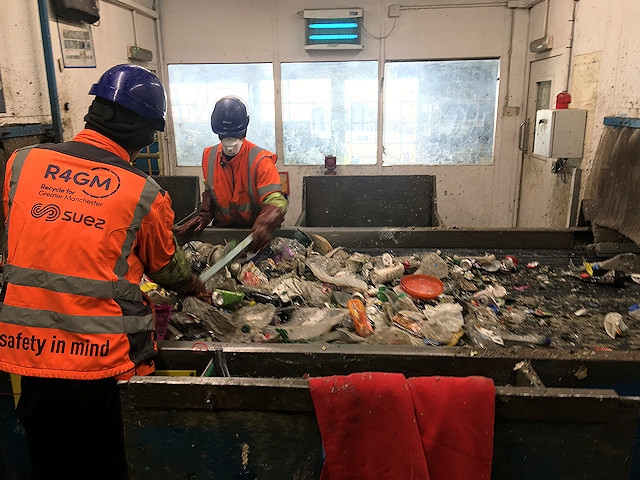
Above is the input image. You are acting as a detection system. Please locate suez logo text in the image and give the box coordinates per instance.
[44,164,121,199]
[29,164,122,228]
[31,203,106,229]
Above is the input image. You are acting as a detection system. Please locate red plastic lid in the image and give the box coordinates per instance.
[400,274,444,300]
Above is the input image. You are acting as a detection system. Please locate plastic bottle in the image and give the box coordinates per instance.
[580,269,628,287]
[604,312,627,339]
[211,289,245,307]
[377,286,389,302]
[500,332,551,346]
[243,291,281,306]
[369,262,405,284]
[464,320,503,348]
[346,298,374,337]
[628,304,640,319]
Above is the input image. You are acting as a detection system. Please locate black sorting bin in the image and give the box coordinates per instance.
[118,343,640,480]
[152,175,200,224]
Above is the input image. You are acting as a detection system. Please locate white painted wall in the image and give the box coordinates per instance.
[0,0,160,140]
[517,0,640,227]
[158,0,531,229]
[0,2,50,125]
[3,0,638,231]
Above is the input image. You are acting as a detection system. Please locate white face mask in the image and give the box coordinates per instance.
[221,137,243,157]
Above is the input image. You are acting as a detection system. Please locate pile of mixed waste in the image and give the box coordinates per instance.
[142,231,640,350]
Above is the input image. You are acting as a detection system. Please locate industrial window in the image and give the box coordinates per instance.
[383,59,499,165]
[281,61,378,166]
[167,63,275,167]
[167,60,498,167]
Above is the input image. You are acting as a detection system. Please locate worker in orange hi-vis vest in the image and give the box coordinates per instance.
[0,64,212,480]
[177,95,288,253]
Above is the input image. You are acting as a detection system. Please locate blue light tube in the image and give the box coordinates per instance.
[309,34,359,40]
[309,22,358,29]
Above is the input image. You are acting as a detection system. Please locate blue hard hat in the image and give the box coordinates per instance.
[211,96,250,137]
[89,64,167,131]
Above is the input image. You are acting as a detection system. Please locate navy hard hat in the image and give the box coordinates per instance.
[89,64,167,131]
[211,96,250,137]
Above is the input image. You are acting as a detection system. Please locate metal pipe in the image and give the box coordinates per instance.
[565,0,578,91]
[104,0,159,19]
[542,0,550,37]
[400,2,508,11]
[37,0,63,143]
[132,10,139,47]
[153,0,169,175]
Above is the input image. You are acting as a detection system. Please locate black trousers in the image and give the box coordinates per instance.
[16,376,128,480]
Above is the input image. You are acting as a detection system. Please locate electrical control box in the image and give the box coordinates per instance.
[52,0,100,24]
[533,109,587,158]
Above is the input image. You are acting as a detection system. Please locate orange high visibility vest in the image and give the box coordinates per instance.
[202,140,282,227]
[0,130,177,380]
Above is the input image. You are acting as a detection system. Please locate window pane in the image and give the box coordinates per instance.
[383,59,499,165]
[281,61,378,165]
[167,64,275,167]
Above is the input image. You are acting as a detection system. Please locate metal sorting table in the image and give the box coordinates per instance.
[121,227,640,480]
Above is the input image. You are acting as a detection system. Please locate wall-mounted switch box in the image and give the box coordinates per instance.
[128,46,153,62]
[533,109,587,158]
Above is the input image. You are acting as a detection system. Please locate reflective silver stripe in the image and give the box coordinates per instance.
[246,146,262,205]
[257,183,282,197]
[229,202,253,213]
[206,146,220,207]
[218,206,231,215]
[5,147,34,250]
[3,264,142,301]
[8,147,34,204]
[0,304,153,334]
[114,178,159,278]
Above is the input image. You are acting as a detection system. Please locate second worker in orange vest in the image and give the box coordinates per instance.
[177,96,288,252]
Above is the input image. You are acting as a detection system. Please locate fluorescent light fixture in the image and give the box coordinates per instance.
[303,8,364,50]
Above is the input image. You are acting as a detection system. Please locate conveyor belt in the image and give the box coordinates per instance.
[141,227,640,479]
[178,226,640,351]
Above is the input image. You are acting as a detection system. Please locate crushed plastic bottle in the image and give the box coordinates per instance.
[501,332,551,346]
[579,269,628,287]
[370,262,404,284]
[346,298,375,337]
[628,304,640,319]
[385,288,420,313]
[464,320,504,348]
[499,255,518,273]
[416,252,449,279]
[604,312,627,339]
[459,258,474,271]
[377,286,389,302]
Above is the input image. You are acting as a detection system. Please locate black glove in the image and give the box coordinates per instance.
[182,274,212,304]
[250,204,284,252]
[177,189,213,235]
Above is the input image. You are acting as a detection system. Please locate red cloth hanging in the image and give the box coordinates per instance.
[407,375,495,480]
[309,372,495,480]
